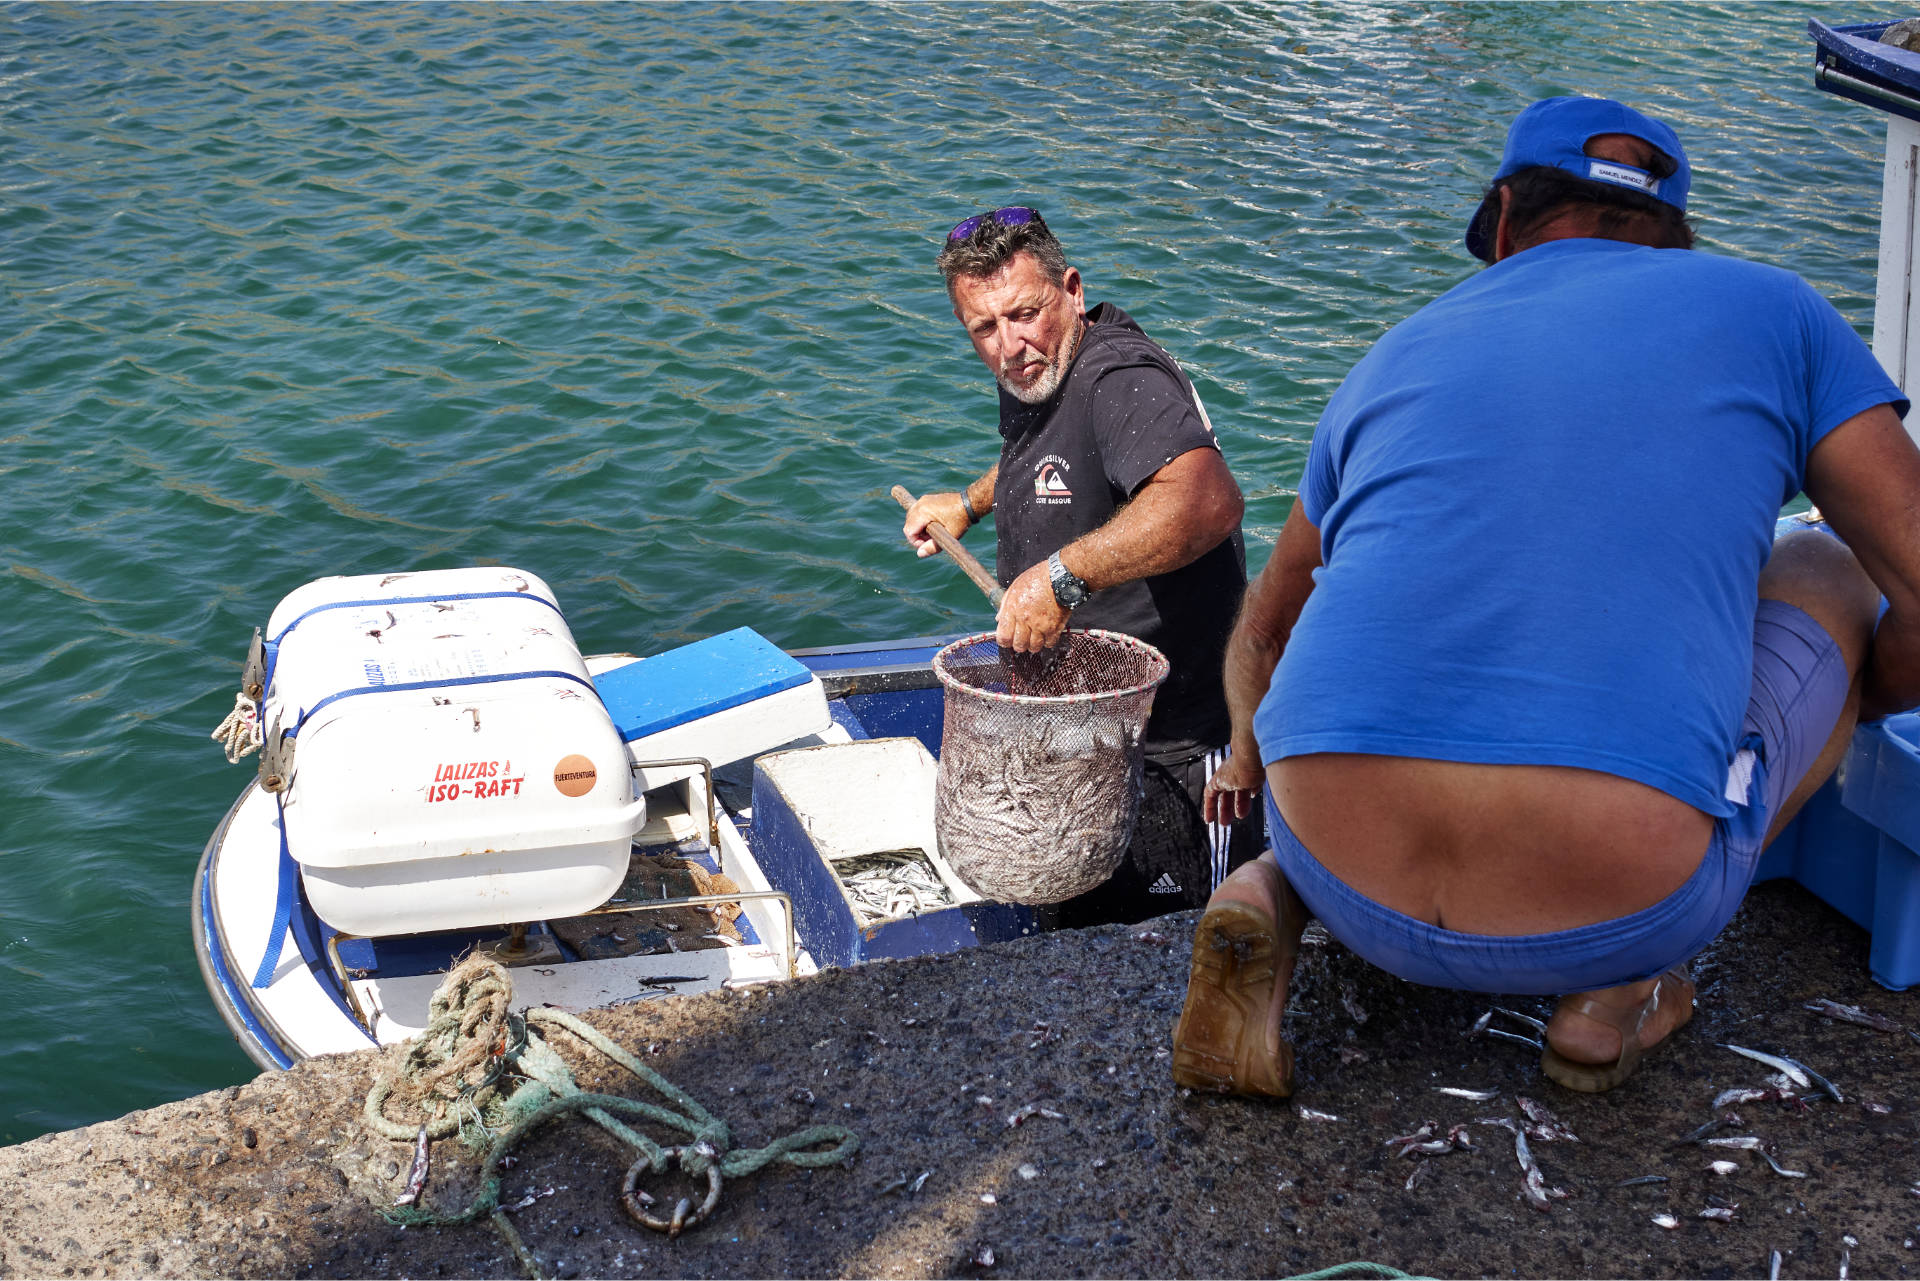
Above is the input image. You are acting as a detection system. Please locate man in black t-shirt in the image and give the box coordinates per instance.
[902,206,1263,925]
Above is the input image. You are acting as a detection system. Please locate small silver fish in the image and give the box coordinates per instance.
[393,1124,430,1207]
[1005,1104,1064,1129]
[1803,997,1903,1033]
[1699,1205,1738,1222]
[1758,1149,1808,1179]
[1435,1086,1500,1101]
[1652,1213,1680,1229]
[1703,1135,1763,1150]
[1720,1043,1810,1087]
[1494,1006,1548,1035]
[1616,1174,1669,1188]
[1466,1010,1494,1038]
[1513,1126,1569,1212]
[502,1185,557,1212]
[1486,1028,1544,1051]
[1712,1086,1785,1110]
[1722,1044,1843,1101]
[1385,1121,1439,1155]
[1676,1113,1743,1145]
[1708,1159,1737,1175]
[1404,1161,1429,1191]
[1517,1096,1579,1143]
[1295,1105,1343,1122]
[1769,1249,1782,1281]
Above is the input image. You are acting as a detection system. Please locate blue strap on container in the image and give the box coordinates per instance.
[266,589,562,646]
[251,795,300,989]
[288,669,601,736]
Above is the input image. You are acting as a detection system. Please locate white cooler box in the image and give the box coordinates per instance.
[261,567,643,937]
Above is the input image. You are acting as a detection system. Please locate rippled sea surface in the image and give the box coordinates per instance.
[0,2,1894,1139]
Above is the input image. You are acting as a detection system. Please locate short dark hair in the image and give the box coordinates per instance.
[937,211,1071,296]
[1469,163,1695,261]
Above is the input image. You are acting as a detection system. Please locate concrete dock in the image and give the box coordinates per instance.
[2,881,1916,1279]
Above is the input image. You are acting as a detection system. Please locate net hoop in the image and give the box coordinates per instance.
[931,629,1169,706]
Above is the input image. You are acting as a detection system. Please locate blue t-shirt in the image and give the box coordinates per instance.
[1255,238,1906,817]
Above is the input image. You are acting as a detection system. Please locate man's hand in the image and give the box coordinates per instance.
[1203,747,1265,824]
[997,560,1070,652]
[902,491,973,559]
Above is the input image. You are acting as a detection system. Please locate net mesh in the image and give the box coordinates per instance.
[932,629,1169,905]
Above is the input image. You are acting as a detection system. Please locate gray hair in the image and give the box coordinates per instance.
[936,211,1071,297]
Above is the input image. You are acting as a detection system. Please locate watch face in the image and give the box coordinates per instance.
[1050,556,1088,607]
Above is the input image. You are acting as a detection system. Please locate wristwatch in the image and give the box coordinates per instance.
[1047,551,1091,609]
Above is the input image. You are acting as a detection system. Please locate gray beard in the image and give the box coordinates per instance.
[996,316,1084,404]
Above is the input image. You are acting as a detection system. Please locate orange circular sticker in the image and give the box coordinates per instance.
[552,754,597,797]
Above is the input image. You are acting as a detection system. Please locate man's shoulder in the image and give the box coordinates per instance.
[1076,301,1186,381]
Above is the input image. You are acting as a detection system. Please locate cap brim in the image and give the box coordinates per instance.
[1463,190,1497,261]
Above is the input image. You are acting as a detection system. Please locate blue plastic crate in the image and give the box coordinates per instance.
[1761,713,1920,990]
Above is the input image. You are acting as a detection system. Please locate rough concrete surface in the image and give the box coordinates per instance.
[2,881,1918,1280]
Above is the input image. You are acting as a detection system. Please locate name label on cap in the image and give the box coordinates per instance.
[1587,159,1657,195]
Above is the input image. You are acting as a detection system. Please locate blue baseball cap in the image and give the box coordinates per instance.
[1464,96,1690,261]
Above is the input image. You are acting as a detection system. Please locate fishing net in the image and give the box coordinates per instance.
[932,629,1168,905]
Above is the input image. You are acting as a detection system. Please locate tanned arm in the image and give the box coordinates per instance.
[1203,499,1324,823]
[903,464,999,557]
[1804,403,1920,719]
[996,446,1244,652]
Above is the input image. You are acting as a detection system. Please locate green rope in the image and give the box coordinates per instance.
[368,956,859,1253]
[1287,1264,1427,1280]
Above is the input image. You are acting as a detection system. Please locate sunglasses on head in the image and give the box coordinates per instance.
[947,206,1044,242]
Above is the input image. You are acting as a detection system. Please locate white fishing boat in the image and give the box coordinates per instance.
[192,566,1037,1069]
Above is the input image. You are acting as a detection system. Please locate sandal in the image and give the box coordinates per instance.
[1170,861,1303,1098]
[1540,964,1695,1093]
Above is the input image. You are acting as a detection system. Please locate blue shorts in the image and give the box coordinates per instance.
[1265,599,1851,995]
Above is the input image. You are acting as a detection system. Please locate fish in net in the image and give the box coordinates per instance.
[932,630,1168,905]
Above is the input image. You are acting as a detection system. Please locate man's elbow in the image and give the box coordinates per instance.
[1197,467,1245,551]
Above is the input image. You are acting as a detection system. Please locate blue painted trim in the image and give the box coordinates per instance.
[198,848,294,1069]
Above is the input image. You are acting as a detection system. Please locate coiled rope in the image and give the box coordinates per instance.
[364,954,859,1277]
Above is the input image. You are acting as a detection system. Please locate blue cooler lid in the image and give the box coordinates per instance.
[595,627,812,741]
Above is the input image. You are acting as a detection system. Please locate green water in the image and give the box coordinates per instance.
[0,2,1893,1141]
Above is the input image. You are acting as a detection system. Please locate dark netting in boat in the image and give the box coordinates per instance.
[931,629,1168,904]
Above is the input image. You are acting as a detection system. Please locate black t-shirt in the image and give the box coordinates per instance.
[993,302,1247,748]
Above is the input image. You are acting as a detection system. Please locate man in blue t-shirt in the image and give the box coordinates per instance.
[1171,96,1920,1099]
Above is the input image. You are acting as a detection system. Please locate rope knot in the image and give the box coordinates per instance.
[679,1136,724,1176]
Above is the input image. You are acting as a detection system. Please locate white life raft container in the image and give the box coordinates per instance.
[259,566,641,937]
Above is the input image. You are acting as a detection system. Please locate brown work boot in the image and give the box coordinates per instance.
[1170,858,1308,1098]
